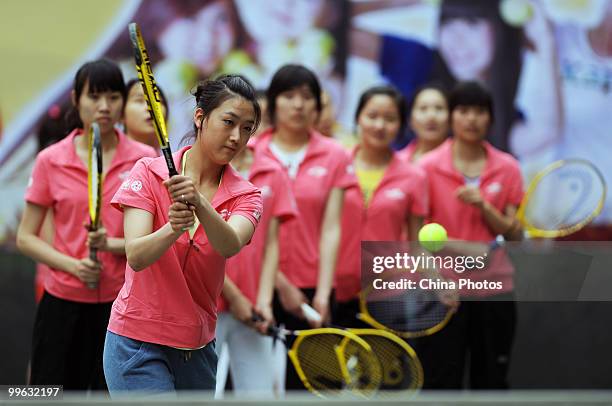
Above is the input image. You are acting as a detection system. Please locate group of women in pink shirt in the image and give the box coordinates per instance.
[18,58,524,394]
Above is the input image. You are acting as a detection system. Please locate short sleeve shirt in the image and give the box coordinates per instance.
[254,129,356,288]
[108,146,263,348]
[336,149,429,301]
[24,129,157,303]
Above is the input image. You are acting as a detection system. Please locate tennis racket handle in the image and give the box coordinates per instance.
[266,325,277,335]
[301,303,322,323]
[252,303,320,323]
[87,248,99,289]
[168,165,178,177]
[89,247,97,261]
[248,314,278,336]
[161,148,178,177]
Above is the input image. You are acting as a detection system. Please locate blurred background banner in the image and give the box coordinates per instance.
[1,0,612,246]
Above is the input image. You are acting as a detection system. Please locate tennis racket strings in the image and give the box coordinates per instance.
[87,122,102,236]
[128,22,178,177]
[359,275,453,338]
[350,329,423,393]
[519,159,606,237]
[266,305,424,396]
[287,329,382,397]
[86,122,102,291]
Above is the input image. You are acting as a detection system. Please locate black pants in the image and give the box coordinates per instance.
[272,287,335,392]
[30,291,112,390]
[332,298,371,329]
[412,293,516,389]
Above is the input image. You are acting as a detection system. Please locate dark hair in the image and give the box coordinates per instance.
[449,80,494,120]
[255,89,267,101]
[407,82,449,116]
[433,0,522,151]
[37,102,72,152]
[266,64,322,125]
[354,85,408,138]
[440,0,499,23]
[181,74,261,146]
[66,59,126,129]
[125,78,169,119]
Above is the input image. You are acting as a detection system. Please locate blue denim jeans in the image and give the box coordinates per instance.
[103,331,217,395]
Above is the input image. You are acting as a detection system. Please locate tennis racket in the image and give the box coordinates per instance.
[266,324,382,398]
[128,22,177,177]
[87,122,102,289]
[348,329,423,395]
[263,304,423,395]
[517,159,606,238]
[358,270,455,338]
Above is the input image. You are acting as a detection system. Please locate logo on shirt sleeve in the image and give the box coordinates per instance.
[346,164,355,174]
[252,210,262,221]
[130,180,143,192]
[385,188,406,200]
[485,182,502,195]
[120,178,132,191]
[27,176,33,188]
[307,166,328,178]
[119,170,131,180]
[219,209,232,220]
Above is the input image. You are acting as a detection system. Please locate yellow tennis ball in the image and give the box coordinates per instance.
[418,223,448,252]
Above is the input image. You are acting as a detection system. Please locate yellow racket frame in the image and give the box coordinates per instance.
[349,328,424,391]
[517,159,606,238]
[87,122,102,230]
[128,22,169,148]
[287,327,379,398]
[128,22,178,177]
[357,284,454,338]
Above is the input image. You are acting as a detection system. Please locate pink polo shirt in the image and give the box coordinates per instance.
[25,129,157,303]
[109,146,263,349]
[418,139,524,296]
[336,149,429,302]
[254,129,356,289]
[218,153,297,312]
[396,141,417,163]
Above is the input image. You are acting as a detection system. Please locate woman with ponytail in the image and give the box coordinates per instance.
[103,74,263,394]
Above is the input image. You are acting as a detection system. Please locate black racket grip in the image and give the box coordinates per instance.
[250,312,280,337]
[168,165,178,178]
[87,247,99,289]
[161,147,178,177]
